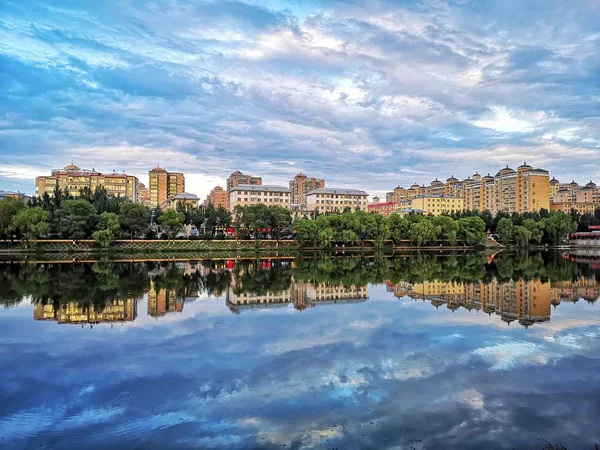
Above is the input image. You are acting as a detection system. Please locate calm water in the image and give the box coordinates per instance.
[1,252,600,449]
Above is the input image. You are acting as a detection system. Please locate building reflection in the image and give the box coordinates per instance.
[33,298,137,327]
[226,281,368,314]
[387,277,600,327]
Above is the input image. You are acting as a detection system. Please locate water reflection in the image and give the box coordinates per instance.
[1,252,598,329]
[2,252,600,449]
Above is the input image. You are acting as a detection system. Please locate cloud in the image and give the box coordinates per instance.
[0,0,599,197]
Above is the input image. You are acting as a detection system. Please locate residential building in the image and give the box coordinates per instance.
[410,195,464,215]
[368,196,396,217]
[34,298,137,326]
[306,188,369,213]
[386,163,550,215]
[226,170,262,191]
[228,184,291,212]
[35,163,139,202]
[147,281,184,318]
[138,183,152,206]
[161,192,200,210]
[289,173,325,205]
[148,166,185,207]
[550,180,599,214]
[205,185,227,208]
[0,190,29,201]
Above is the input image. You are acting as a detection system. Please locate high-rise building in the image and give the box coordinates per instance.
[148,166,185,207]
[289,173,325,205]
[386,163,550,215]
[205,185,227,208]
[550,180,599,214]
[35,163,139,202]
[138,183,152,206]
[226,170,262,191]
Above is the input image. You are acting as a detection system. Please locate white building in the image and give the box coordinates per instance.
[306,188,369,213]
[228,184,291,212]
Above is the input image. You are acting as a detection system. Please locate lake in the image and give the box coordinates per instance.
[1,251,600,449]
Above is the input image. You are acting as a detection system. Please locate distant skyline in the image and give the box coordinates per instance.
[1,0,599,200]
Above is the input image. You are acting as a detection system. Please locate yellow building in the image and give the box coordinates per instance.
[387,163,550,215]
[550,180,599,215]
[305,188,369,213]
[35,163,139,202]
[228,184,291,212]
[33,299,137,326]
[148,166,185,207]
[409,195,464,215]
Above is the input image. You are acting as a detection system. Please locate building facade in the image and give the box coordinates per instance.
[35,163,139,202]
[148,166,185,207]
[368,197,396,217]
[226,170,262,191]
[228,184,291,212]
[409,195,464,215]
[161,192,200,210]
[305,188,369,213]
[385,163,550,215]
[289,173,325,206]
[550,180,599,214]
[137,183,152,206]
[205,186,227,208]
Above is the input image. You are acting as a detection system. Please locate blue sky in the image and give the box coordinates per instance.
[1,0,599,198]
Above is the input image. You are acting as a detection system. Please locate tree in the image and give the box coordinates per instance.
[54,199,98,238]
[294,219,319,246]
[120,203,149,238]
[514,225,533,247]
[523,218,543,244]
[433,215,458,244]
[457,216,486,246]
[0,198,26,239]
[497,218,514,243]
[409,220,437,246]
[92,212,121,248]
[543,212,577,245]
[388,214,410,243]
[269,206,292,239]
[159,209,185,238]
[12,207,49,241]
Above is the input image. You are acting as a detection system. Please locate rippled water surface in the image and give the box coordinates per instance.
[1,251,600,449]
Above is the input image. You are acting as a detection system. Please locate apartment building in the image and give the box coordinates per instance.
[306,188,369,213]
[148,166,185,207]
[35,163,139,202]
[410,195,464,215]
[386,163,550,215]
[289,172,325,205]
[228,184,291,212]
[161,192,200,210]
[205,185,227,208]
[226,170,262,191]
[138,183,152,206]
[550,180,599,214]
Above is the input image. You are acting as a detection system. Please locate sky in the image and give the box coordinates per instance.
[1,0,599,200]
[2,280,600,449]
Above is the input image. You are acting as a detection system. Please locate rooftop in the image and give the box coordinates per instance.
[307,188,368,196]
[172,192,199,200]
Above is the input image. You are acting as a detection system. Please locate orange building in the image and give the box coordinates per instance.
[148,166,185,207]
[205,185,227,208]
[550,180,599,215]
[138,183,152,206]
[368,197,396,217]
[289,173,325,205]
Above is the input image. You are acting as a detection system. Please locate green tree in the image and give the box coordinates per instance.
[92,212,121,248]
[294,219,319,246]
[120,203,149,238]
[543,212,577,245]
[159,209,185,238]
[12,207,49,241]
[409,220,437,246]
[433,215,458,244]
[457,216,486,246]
[514,225,533,247]
[497,217,514,243]
[388,214,410,243]
[54,199,98,238]
[0,198,26,239]
[523,218,543,244]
